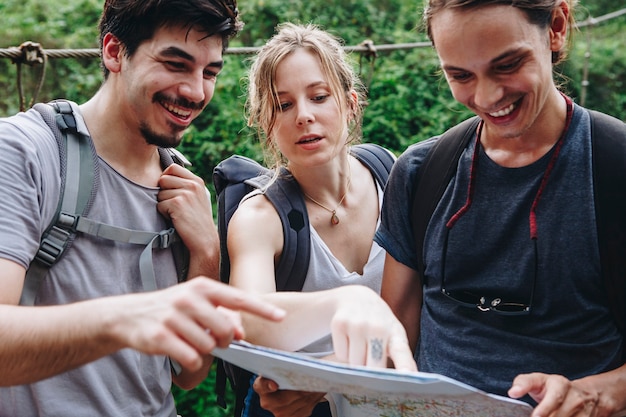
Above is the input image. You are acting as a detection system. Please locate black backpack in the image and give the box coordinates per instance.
[212,143,395,415]
[411,110,626,344]
[21,100,190,310]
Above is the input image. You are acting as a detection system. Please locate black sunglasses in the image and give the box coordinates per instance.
[439,226,538,315]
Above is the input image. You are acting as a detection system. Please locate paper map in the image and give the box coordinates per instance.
[212,341,533,417]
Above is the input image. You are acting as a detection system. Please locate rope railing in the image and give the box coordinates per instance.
[0,40,433,111]
[0,41,435,62]
[577,7,626,27]
[0,8,623,110]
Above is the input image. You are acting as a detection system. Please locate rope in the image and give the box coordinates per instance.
[0,42,433,61]
[357,39,378,95]
[0,7,622,110]
[0,7,622,61]
[0,41,432,111]
[577,8,626,28]
[9,42,48,111]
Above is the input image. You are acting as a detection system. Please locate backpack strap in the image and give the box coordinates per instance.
[21,100,97,305]
[410,111,626,348]
[351,143,396,189]
[213,155,311,291]
[212,144,395,414]
[589,110,626,339]
[261,170,310,291]
[411,116,480,277]
[213,156,307,414]
[157,147,191,284]
[213,155,275,287]
[21,101,190,306]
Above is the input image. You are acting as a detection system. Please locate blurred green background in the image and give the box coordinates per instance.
[1,0,624,415]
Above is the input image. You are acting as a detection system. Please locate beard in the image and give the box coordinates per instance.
[142,92,204,148]
[139,120,184,148]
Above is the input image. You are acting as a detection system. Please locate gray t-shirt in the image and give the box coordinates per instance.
[0,104,178,416]
[375,103,622,400]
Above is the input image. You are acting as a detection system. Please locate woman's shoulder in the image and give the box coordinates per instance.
[235,190,282,223]
[232,191,285,239]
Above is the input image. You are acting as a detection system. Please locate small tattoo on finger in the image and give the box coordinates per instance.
[370,338,383,361]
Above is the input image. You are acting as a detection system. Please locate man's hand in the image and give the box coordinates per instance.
[0,278,284,387]
[157,164,214,243]
[157,163,219,277]
[509,370,626,417]
[106,277,285,372]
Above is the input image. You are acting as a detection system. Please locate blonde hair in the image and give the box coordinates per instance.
[246,23,365,169]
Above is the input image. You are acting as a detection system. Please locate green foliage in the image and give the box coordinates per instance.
[172,365,235,417]
[561,20,626,120]
[0,1,624,415]
[0,0,102,115]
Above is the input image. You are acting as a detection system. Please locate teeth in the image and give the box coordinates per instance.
[489,103,515,117]
[163,102,191,118]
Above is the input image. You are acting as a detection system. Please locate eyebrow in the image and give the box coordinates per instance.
[442,47,528,73]
[276,80,329,96]
[159,46,224,69]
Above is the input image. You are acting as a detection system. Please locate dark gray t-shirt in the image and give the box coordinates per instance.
[375,104,622,399]
[0,104,178,416]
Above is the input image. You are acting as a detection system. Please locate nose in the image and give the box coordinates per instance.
[178,70,207,105]
[295,100,315,126]
[473,76,504,111]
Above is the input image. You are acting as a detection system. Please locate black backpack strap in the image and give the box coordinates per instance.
[21,100,97,305]
[262,170,310,291]
[351,143,396,189]
[213,155,274,285]
[589,110,626,339]
[411,116,480,277]
[212,157,308,414]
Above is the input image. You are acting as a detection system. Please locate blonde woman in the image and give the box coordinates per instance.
[227,23,398,417]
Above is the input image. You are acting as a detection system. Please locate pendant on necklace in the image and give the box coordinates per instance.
[330,211,340,226]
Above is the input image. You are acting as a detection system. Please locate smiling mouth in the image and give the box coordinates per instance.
[161,101,192,119]
[489,102,517,118]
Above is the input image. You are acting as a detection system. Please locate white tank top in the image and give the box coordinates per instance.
[299,182,385,356]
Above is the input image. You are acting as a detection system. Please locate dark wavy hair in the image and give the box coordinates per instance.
[98,0,243,78]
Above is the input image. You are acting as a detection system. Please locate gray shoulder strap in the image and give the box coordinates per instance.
[21,101,96,305]
[22,101,186,305]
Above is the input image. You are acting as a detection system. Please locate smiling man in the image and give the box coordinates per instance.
[375,1,626,417]
[0,1,291,416]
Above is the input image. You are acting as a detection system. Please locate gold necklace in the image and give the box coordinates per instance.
[303,165,352,226]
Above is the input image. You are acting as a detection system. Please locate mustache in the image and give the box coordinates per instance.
[153,92,204,111]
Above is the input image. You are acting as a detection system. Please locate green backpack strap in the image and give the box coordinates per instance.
[411,116,480,278]
[21,100,96,306]
[589,110,626,340]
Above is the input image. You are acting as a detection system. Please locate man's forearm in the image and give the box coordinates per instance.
[0,302,123,386]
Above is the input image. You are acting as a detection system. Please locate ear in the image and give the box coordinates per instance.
[101,33,124,74]
[347,89,359,121]
[549,0,569,52]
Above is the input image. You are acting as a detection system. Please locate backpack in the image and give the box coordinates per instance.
[410,110,626,345]
[20,100,190,311]
[212,143,396,415]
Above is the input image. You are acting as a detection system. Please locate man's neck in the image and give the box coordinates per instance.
[80,92,163,187]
